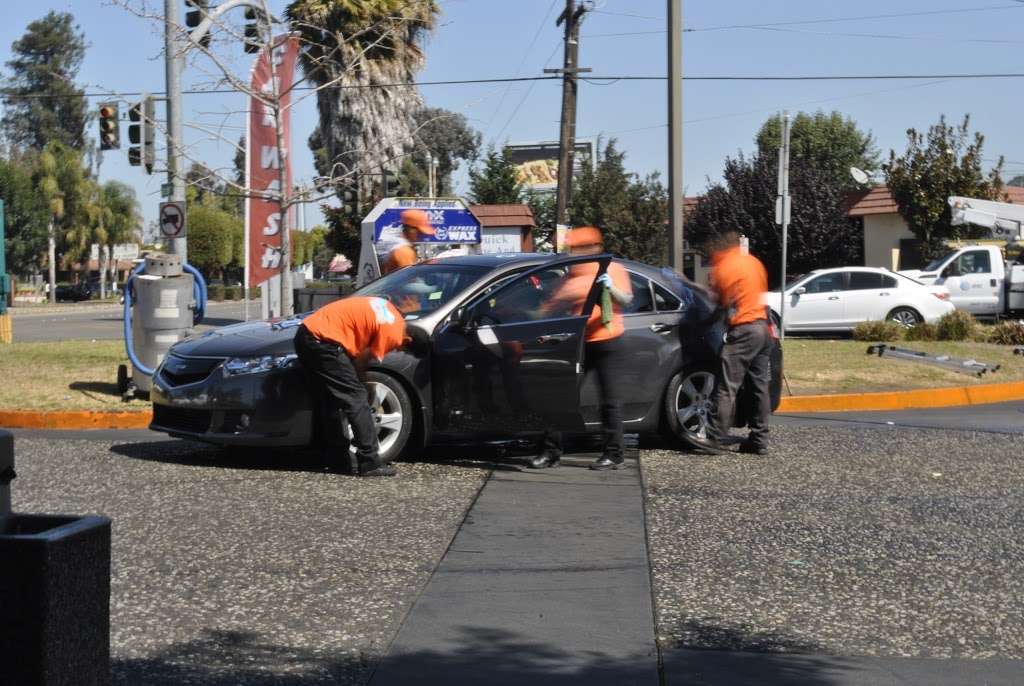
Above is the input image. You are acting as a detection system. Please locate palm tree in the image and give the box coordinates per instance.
[99,182,141,297]
[286,0,440,187]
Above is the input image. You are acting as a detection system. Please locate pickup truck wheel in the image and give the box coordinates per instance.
[888,307,922,328]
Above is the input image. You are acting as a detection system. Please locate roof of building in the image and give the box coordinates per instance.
[468,203,536,228]
[846,185,1024,217]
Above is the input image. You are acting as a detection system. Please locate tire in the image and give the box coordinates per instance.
[887,307,922,328]
[662,364,718,444]
[341,371,414,464]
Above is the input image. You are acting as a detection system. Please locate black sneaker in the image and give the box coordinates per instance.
[589,456,626,471]
[360,464,397,477]
[738,441,767,456]
[527,452,561,469]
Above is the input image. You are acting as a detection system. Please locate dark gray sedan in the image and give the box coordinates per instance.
[150,253,782,461]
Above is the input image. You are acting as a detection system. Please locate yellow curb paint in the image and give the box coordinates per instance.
[0,410,152,430]
[778,380,1024,413]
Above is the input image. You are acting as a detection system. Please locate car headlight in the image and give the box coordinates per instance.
[223,354,298,376]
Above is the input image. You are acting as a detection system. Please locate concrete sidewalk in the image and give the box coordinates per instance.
[370,455,659,685]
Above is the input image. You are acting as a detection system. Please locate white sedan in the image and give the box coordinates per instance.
[764,267,955,332]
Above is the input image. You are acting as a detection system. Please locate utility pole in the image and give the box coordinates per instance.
[165,0,187,258]
[775,111,792,342]
[547,0,591,227]
[668,0,684,270]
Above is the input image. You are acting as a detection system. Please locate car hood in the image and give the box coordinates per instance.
[172,317,305,358]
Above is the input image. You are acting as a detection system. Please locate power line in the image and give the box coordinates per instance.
[492,42,563,145]
[750,25,1024,46]
[5,71,1024,102]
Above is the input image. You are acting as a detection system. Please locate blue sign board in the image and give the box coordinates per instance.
[374,206,481,244]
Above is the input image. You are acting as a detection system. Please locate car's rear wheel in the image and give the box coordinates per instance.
[887,306,922,328]
[343,371,413,464]
[663,365,717,444]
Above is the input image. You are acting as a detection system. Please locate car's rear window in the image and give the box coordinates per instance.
[355,264,491,320]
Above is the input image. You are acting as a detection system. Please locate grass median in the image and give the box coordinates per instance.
[0,338,1021,413]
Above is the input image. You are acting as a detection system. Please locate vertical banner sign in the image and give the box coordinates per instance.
[246,36,299,288]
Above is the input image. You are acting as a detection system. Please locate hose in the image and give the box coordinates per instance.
[123,261,209,378]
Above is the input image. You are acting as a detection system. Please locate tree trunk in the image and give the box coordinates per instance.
[47,220,56,304]
[99,245,108,299]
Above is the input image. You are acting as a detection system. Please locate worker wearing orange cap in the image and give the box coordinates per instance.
[382,209,436,275]
[530,226,634,471]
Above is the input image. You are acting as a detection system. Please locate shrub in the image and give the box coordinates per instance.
[251,285,261,299]
[853,320,904,342]
[904,322,937,341]
[936,310,975,341]
[224,286,241,300]
[987,320,1024,346]
[207,283,225,301]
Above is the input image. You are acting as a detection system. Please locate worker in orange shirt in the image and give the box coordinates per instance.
[382,209,436,275]
[294,296,427,476]
[529,226,634,471]
[689,229,772,456]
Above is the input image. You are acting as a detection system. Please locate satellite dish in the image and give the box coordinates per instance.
[850,167,871,185]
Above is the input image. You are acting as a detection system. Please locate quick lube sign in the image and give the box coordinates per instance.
[373,199,481,244]
[358,197,483,286]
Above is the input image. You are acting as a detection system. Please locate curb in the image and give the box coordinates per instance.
[0,410,151,430]
[777,380,1024,413]
[2,379,1024,430]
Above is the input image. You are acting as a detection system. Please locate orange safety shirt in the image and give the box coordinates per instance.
[383,242,417,274]
[302,296,407,361]
[544,261,632,342]
[710,246,768,327]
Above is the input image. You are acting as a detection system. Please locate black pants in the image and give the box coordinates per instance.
[709,320,772,449]
[542,337,626,459]
[294,325,381,470]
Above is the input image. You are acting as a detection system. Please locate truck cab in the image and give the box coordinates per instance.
[900,245,1006,316]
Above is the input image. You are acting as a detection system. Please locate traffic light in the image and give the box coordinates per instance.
[244,7,262,54]
[185,1,211,48]
[98,102,120,150]
[127,95,156,174]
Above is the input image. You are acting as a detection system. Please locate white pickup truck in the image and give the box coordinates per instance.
[898,197,1024,317]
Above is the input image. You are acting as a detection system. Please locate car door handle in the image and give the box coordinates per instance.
[879,292,890,296]
[828,296,840,300]
[649,323,674,333]
[991,279,998,287]
[536,333,573,344]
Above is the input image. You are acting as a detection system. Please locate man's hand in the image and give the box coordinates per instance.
[596,273,613,288]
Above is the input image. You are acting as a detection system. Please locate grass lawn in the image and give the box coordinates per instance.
[0,341,150,412]
[782,339,1024,395]
[0,338,1021,412]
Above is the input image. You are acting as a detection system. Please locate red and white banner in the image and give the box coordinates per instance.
[246,36,299,288]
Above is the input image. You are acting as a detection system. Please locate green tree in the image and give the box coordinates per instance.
[568,140,668,265]
[97,181,140,295]
[1009,175,1024,188]
[883,114,1004,258]
[524,190,556,250]
[187,205,239,280]
[757,110,879,190]
[34,141,92,300]
[404,107,480,195]
[0,151,49,274]
[469,146,523,204]
[287,0,440,184]
[2,11,89,151]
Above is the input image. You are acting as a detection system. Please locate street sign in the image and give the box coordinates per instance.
[159,201,187,239]
[161,183,173,198]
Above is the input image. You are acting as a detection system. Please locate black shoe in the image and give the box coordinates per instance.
[589,456,626,471]
[528,453,561,469]
[738,441,767,456]
[360,464,397,477]
[682,434,730,455]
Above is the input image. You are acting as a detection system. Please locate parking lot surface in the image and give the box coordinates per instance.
[10,436,487,685]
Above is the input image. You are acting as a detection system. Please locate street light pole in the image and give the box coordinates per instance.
[165,0,187,258]
[776,111,792,342]
[668,0,684,271]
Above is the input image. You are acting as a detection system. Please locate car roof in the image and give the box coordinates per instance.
[422,253,556,269]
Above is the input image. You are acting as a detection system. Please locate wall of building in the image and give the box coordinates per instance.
[863,214,915,270]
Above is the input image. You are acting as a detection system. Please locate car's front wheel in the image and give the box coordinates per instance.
[343,371,414,464]
[663,365,717,444]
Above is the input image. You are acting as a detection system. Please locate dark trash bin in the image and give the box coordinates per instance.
[0,431,111,686]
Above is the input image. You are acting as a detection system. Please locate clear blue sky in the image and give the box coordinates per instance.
[3,0,1024,231]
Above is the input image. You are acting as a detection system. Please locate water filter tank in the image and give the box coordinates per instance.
[131,254,194,391]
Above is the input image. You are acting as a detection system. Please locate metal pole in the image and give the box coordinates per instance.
[668,0,684,270]
[553,0,584,226]
[165,0,187,258]
[776,112,791,342]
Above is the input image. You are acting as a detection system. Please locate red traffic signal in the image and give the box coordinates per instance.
[98,102,120,151]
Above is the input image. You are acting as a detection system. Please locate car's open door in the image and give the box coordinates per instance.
[432,255,610,435]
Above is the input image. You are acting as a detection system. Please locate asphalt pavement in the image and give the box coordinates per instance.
[6,403,1024,684]
[8,300,259,342]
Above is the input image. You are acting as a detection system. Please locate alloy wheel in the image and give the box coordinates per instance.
[343,381,404,456]
[889,308,921,328]
[675,371,716,440]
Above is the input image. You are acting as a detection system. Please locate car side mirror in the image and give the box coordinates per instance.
[794,286,806,295]
[453,306,473,330]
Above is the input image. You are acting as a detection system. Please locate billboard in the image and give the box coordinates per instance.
[505,141,594,192]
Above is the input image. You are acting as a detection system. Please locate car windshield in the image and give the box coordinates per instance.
[354,264,491,320]
[923,251,957,272]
